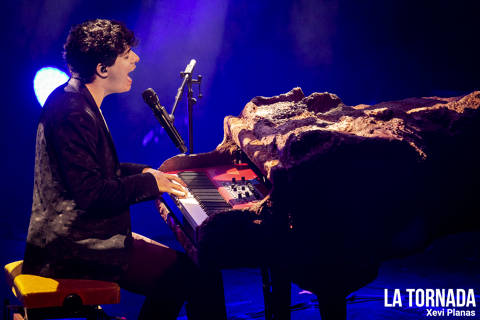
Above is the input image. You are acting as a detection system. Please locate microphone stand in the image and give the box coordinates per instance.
[170,60,202,154]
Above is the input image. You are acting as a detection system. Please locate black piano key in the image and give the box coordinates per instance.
[188,188,222,193]
[189,191,223,195]
[178,171,231,215]
[202,203,231,208]
[199,205,229,211]
[194,196,225,200]
[187,189,222,194]
[200,200,228,208]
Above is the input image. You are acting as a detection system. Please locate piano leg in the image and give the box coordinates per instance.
[209,270,228,319]
[261,267,273,319]
[261,266,291,320]
[271,266,291,320]
[316,291,347,320]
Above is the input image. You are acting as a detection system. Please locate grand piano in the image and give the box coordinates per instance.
[155,88,480,319]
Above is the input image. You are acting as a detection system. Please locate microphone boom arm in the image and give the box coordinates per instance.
[170,59,196,120]
[170,76,188,120]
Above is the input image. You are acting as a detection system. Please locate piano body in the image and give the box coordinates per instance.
[155,88,480,319]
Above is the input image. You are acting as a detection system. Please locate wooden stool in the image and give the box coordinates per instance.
[4,260,121,320]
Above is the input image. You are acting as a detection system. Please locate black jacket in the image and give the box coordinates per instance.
[23,78,160,281]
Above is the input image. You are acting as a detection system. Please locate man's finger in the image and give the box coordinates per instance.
[168,174,187,187]
[170,182,187,193]
[170,188,187,198]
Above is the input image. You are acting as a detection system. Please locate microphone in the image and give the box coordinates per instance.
[183,59,196,75]
[142,88,187,153]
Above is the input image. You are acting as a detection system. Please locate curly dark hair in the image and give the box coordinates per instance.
[63,19,137,83]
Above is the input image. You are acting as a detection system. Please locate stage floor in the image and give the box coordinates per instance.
[3,232,480,319]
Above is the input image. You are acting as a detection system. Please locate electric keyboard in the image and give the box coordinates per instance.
[166,163,271,241]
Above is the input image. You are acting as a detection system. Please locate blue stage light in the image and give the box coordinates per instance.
[33,67,69,107]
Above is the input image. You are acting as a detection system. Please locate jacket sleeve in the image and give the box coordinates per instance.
[48,108,160,213]
[120,162,151,176]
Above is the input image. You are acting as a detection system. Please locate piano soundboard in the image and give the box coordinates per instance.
[167,163,270,239]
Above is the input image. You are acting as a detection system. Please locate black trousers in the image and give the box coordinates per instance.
[118,233,226,320]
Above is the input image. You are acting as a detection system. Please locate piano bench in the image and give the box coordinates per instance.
[4,260,120,320]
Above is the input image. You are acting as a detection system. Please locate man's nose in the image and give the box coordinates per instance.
[132,51,140,63]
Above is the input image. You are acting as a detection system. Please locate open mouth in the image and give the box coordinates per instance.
[127,68,135,82]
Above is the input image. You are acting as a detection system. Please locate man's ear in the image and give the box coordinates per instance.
[95,63,108,79]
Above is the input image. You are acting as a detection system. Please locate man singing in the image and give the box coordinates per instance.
[23,19,223,320]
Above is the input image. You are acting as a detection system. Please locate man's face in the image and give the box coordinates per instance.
[105,47,140,94]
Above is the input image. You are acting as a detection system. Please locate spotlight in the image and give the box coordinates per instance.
[33,67,69,107]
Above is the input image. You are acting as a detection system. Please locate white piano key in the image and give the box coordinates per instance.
[177,196,209,229]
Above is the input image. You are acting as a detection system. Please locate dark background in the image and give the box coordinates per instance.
[1,0,479,275]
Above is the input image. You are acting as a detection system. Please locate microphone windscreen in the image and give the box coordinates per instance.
[142,88,158,105]
[184,59,197,74]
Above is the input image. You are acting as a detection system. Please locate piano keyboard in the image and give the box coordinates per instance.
[178,171,231,212]
[168,164,270,239]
